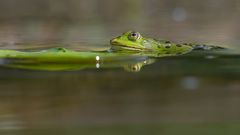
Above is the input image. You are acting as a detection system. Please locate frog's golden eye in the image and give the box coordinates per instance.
[128,32,141,41]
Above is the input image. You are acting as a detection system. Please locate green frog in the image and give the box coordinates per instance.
[110,31,224,54]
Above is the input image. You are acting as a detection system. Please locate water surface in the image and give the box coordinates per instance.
[0,48,239,135]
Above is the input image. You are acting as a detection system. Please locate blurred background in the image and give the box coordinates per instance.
[0,0,239,48]
[0,0,240,135]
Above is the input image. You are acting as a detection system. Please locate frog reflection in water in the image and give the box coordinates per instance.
[0,31,225,72]
[123,58,155,72]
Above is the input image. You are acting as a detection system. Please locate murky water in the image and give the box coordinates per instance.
[0,0,240,134]
[0,48,239,135]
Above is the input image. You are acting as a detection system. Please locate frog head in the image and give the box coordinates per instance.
[110,31,146,51]
[110,31,193,55]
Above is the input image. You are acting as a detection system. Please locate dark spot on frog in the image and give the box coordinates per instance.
[176,52,182,55]
[165,41,171,43]
[165,52,170,54]
[176,44,182,47]
[165,45,171,49]
[57,48,66,52]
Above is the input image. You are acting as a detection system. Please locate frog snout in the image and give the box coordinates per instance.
[110,38,118,45]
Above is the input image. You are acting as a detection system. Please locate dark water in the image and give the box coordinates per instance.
[0,50,239,135]
[0,0,240,134]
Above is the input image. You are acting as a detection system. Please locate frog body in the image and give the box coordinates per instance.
[110,31,225,55]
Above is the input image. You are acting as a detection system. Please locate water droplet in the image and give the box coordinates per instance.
[96,56,100,61]
[96,63,100,68]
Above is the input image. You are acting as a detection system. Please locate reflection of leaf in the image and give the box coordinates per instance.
[0,56,156,72]
[2,57,156,72]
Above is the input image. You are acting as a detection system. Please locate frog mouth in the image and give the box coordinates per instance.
[110,39,144,51]
[112,45,143,51]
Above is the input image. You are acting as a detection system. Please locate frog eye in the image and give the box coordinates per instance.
[128,32,141,41]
